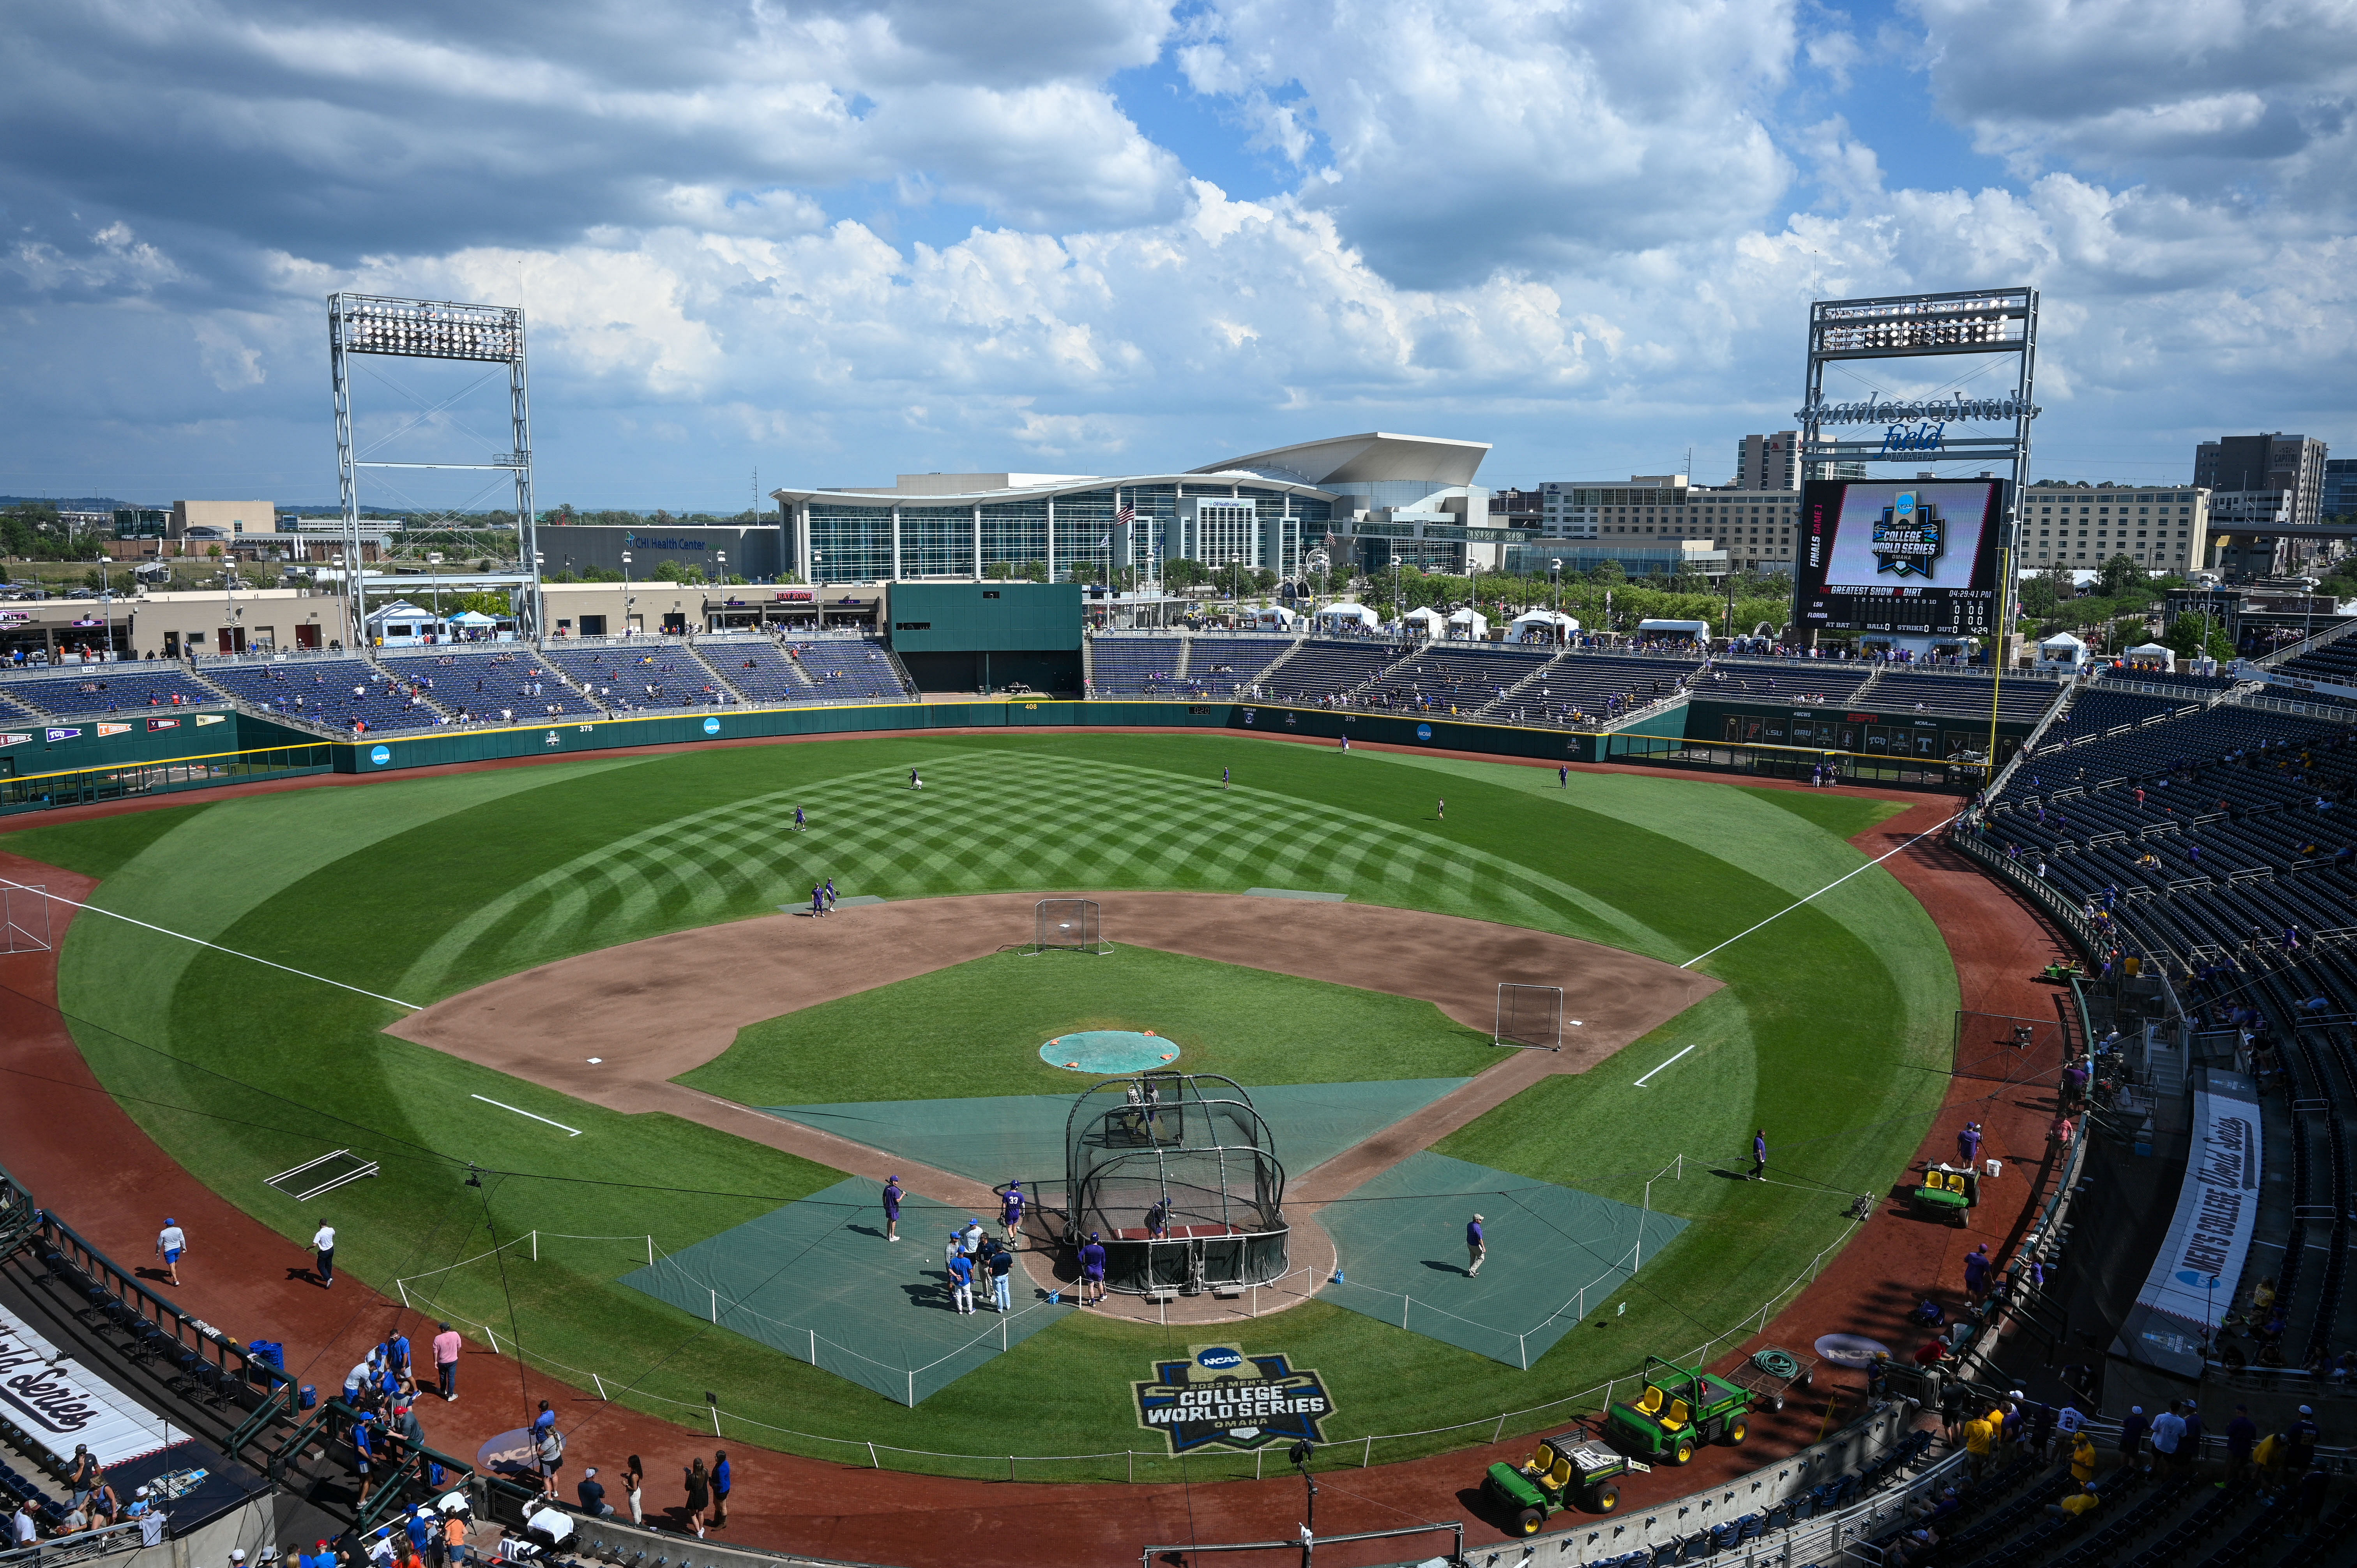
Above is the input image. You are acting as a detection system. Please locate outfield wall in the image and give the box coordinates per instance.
[0,695,1987,817]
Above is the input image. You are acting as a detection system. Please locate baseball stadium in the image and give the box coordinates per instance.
[0,452,2350,1568]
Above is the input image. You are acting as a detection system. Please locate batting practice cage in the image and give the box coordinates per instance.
[1029,897,1111,955]
[1064,1072,1289,1294]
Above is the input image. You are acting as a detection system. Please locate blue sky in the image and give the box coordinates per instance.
[0,0,2351,511]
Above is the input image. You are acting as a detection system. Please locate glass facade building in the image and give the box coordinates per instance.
[773,433,1482,586]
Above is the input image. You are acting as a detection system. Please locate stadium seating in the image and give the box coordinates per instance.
[1503,652,1701,726]
[1978,694,2357,1364]
[541,642,737,710]
[696,637,813,705]
[781,639,916,702]
[1256,639,1411,704]
[1087,635,1190,696]
[1172,637,1296,696]
[2039,687,2195,751]
[0,666,228,717]
[1865,670,2065,723]
[200,656,446,731]
[382,646,604,721]
[1355,644,1555,714]
[2274,628,2357,692]
[1689,661,1877,707]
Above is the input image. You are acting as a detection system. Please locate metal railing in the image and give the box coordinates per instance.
[0,1522,145,1568]
[0,743,334,816]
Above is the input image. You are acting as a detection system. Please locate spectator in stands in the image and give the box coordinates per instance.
[2117,1405,2148,1474]
[576,1468,612,1519]
[2222,1405,2256,1488]
[2288,1404,2320,1472]
[12,1500,35,1548]
[2150,1400,2185,1472]
[1961,1409,1995,1480]
[2046,1481,2102,1521]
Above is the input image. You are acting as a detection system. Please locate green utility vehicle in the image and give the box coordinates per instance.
[1907,1162,1981,1226]
[1603,1355,1752,1466]
[1483,1427,1650,1533]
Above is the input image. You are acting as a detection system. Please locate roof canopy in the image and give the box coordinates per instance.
[1193,431,1490,488]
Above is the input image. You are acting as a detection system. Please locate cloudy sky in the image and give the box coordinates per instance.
[2,0,2353,510]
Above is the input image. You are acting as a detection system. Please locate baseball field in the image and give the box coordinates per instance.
[0,729,1956,1478]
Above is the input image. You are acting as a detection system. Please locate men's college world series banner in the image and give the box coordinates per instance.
[0,1302,187,1466]
[2117,1067,2261,1377]
[1134,1344,1334,1453]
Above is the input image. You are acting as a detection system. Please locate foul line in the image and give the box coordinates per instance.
[470,1095,582,1136]
[1679,807,1966,972]
[0,876,421,1011]
[1633,1043,1697,1089]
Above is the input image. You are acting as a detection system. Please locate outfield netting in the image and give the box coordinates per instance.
[1951,1008,2068,1084]
[1065,1071,1288,1293]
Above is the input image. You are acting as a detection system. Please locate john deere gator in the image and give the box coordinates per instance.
[1483,1427,1650,1534]
[1603,1355,1753,1467]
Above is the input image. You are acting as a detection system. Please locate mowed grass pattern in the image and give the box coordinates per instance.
[2,732,1955,1477]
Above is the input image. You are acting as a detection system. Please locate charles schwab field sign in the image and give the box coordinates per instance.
[1133,1344,1334,1453]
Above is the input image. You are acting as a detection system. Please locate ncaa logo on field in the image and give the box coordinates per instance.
[369,745,391,767]
[1416,723,1432,742]
[702,717,722,736]
[1133,1343,1334,1455]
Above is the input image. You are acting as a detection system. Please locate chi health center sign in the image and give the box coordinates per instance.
[1133,1344,1334,1454]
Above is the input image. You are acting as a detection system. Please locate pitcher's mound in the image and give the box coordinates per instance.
[1042,1030,1179,1073]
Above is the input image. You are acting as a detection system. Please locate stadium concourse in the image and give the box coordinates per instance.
[0,727,2081,1568]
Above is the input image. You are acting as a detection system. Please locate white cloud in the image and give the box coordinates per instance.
[0,0,2350,505]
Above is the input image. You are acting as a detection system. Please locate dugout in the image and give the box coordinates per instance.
[1065,1071,1289,1294]
[885,581,1083,694]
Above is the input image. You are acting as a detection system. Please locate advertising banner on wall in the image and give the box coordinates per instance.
[0,1303,187,1467]
[2116,1067,2260,1377]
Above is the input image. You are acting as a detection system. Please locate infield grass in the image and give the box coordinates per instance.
[684,943,1500,1106]
[3,731,1957,1474]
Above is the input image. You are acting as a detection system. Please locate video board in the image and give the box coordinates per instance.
[1792,479,2004,637]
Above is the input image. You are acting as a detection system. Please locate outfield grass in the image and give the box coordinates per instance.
[2,733,1956,1474]
[684,943,1499,1106]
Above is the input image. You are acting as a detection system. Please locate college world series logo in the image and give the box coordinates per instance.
[1133,1344,1335,1454]
[1871,491,1945,580]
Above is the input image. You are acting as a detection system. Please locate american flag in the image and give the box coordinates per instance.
[1117,500,1134,526]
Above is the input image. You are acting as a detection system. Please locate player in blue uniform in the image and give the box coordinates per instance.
[1079,1231,1108,1306]
[1000,1182,1024,1248]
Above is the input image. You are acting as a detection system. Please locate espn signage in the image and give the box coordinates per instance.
[1793,479,2005,638]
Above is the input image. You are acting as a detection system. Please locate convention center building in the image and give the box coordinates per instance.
[770,431,1527,585]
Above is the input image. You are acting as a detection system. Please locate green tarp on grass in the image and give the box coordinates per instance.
[758,1077,1471,1190]
[1316,1151,1687,1368]
[622,1177,1066,1406]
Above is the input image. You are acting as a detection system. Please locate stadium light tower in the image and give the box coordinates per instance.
[329,292,542,643]
[1794,286,2041,776]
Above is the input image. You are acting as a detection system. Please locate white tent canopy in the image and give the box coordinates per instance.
[1314,601,1380,628]
[2036,630,2088,668]
[2120,641,2175,671]
[445,609,501,627]
[1402,606,1447,636]
[1444,607,1490,638]
[1509,609,1578,640]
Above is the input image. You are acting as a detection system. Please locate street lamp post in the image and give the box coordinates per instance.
[427,552,443,638]
[94,554,112,660]
[620,550,633,638]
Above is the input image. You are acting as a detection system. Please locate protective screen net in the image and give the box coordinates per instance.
[1066,1072,1289,1291]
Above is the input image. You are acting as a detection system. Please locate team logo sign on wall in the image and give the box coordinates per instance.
[1133,1344,1334,1454]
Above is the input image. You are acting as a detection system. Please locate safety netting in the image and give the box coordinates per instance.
[1317,1151,1688,1368]
[1065,1072,1288,1293]
[622,1176,1063,1406]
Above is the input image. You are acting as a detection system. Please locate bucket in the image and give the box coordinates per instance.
[1984,1158,2002,1180]
[299,1383,317,1410]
